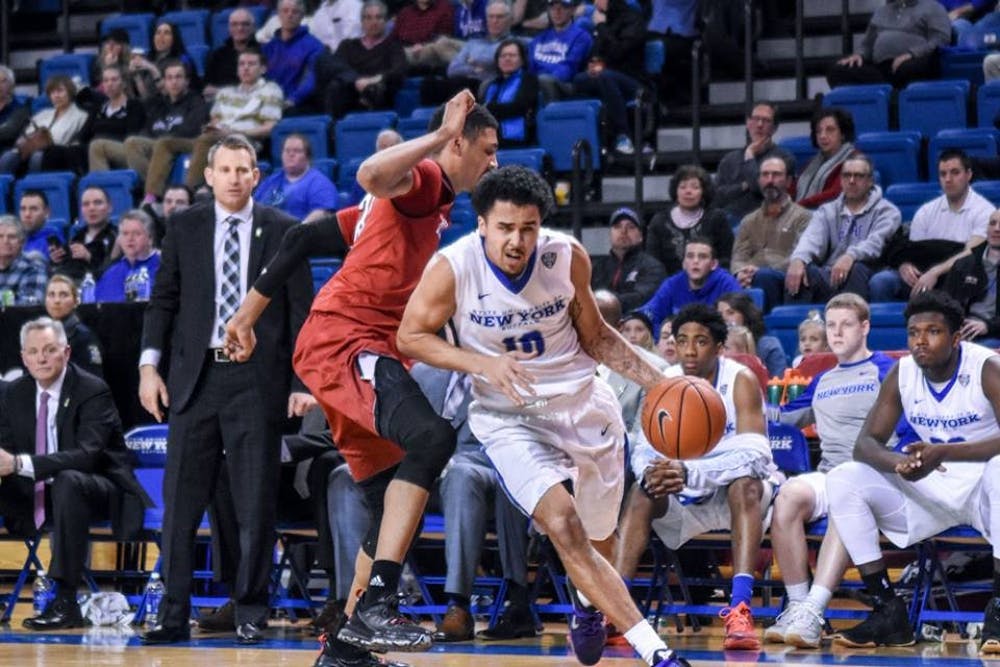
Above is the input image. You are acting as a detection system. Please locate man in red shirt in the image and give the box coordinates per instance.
[224,90,498,665]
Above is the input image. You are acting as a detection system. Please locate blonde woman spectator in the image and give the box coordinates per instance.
[0,75,87,175]
[726,325,757,356]
[619,312,655,351]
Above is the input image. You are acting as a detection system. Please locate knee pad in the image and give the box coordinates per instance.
[395,417,457,491]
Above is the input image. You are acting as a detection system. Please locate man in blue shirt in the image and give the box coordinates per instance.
[262,0,326,112]
[529,0,592,103]
[94,210,161,303]
[254,133,339,222]
[18,190,52,262]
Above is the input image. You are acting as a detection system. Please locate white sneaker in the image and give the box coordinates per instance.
[764,601,801,644]
[784,600,825,649]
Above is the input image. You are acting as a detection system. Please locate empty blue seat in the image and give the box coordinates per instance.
[644,40,665,75]
[78,170,139,221]
[187,44,209,78]
[38,53,95,94]
[497,147,547,172]
[0,174,12,214]
[855,131,922,187]
[394,77,424,119]
[927,128,1000,177]
[309,257,342,294]
[777,136,816,175]
[335,111,397,163]
[100,13,155,52]
[337,156,365,207]
[14,172,75,223]
[537,99,602,172]
[978,80,1000,128]
[160,9,211,48]
[211,7,270,49]
[397,116,431,140]
[441,194,476,247]
[822,84,892,134]
[941,46,988,86]
[973,179,1000,207]
[884,182,942,222]
[168,153,191,186]
[313,157,338,182]
[898,80,970,138]
[272,115,332,163]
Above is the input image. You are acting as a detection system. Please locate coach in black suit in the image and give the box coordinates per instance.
[0,317,152,630]
[138,134,313,644]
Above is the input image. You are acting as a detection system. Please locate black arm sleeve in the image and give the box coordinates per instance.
[254,215,349,297]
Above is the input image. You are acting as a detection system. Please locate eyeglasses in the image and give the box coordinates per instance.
[841,171,871,180]
[749,115,774,124]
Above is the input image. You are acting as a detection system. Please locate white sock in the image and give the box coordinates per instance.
[806,585,833,611]
[576,588,593,609]
[785,581,809,603]
[624,620,667,664]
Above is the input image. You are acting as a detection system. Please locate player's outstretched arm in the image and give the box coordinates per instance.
[398,255,537,406]
[853,364,908,472]
[568,243,665,391]
[358,90,475,199]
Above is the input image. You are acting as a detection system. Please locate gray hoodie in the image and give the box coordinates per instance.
[790,185,901,269]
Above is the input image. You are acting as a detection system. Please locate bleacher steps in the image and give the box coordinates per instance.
[804,0,879,17]
[656,120,811,153]
[708,76,830,105]
[600,175,672,204]
[757,34,865,60]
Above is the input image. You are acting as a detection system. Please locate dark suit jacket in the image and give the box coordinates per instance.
[141,201,313,415]
[0,363,152,539]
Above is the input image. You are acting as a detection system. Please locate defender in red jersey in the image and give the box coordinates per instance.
[224,90,498,665]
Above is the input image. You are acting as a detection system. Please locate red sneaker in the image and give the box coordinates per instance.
[720,602,761,651]
[604,622,629,647]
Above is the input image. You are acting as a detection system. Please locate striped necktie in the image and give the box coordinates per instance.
[218,216,242,340]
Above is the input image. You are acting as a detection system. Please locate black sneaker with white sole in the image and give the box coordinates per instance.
[337,594,432,653]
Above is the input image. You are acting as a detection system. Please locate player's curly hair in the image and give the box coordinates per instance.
[472,165,554,220]
[904,290,964,334]
[672,303,729,346]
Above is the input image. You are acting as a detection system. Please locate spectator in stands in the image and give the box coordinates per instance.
[945,209,1000,347]
[794,107,858,209]
[63,64,146,174]
[145,183,192,246]
[0,216,46,305]
[985,52,1000,81]
[257,6,315,44]
[311,0,364,54]
[619,311,656,351]
[314,0,408,118]
[394,0,459,72]
[731,156,812,311]
[635,236,742,333]
[938,0,997,47]
[512,0,554,35]
[129,20,201,100]
[140,47,283,200]
[479,38,540,147]
[18,190,52,263]
[205,8,261,100]
[0,317,150,632]
[871,149,992,302]
[94,210,160,304]
[590,206,666,312]
[421,0,514,106]
[123,60,210,197]
[793,311,829,367]
[254,133,339,221]
[455,0,489,41]
[0,65,30,155]
[827,0,950,88]
[716,290,788,378]
[646,164,733,276]
[49,186,116,283]
[572,0,647,155]
[91,29,131,91]
[786,155,901,303]
[263,0,327,111]
[0,75,87,177]
[714,102,795,222]
[43,274,103,377]
[656,317,677,364]
[725,325,756,356]
[529,0,592,103]
[647,0,699,108]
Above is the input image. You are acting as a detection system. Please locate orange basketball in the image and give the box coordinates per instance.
[641,375,726,460]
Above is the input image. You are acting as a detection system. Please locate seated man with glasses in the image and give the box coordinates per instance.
[784,154,901,304]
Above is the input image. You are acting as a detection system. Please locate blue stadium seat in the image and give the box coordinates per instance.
[272,115,332,163]
[441,194,477,247]
[927,128,1000,177]
[855,131,922,186]
[410,106,437,120]
[335,111,398,163]
[898,80,970,138]
[822,84,892,134]
[211,7,270,49]
[973,179,1000,207]
[0,174,12,214]
[497,148,547,172]
[309,257,342,294]
[537,99,602,172]
[394,77,424,119]
[187,44,209,78]
[884,182,942,222]
[160,9,211,49]
[767,422,811,474]
[100,13,155,52]
[644,40,665,75]
[14,172,76,223]
[37,53,95,94]
[777,136,815,175]
[31,96,52,113]
[940,46,988,86]
[977,80,1000,128]
[168,153,191,186]
[337,157,365,207]
[313,157,338,182]
[397,116,430,140]
[78,170,139,222]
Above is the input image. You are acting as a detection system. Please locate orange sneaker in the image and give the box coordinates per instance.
[720,602,761,651]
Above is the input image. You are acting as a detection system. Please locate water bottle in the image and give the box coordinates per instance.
[134,266,151,302]
[80,272,96,304]
[32,569,54,616]
[123,271,137,303]
[144,572,165,628]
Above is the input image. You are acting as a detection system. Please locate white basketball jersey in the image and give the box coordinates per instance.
[709,356,770,458]
[441,229,597,411]
[897,341,999,510]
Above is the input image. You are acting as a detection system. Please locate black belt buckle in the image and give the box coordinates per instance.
[212,348,231,363]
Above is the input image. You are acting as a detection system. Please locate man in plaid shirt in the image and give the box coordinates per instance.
[0,216,46,305]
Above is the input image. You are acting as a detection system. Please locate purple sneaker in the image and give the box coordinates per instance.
[568,607,606,666]
[652,649,691,667]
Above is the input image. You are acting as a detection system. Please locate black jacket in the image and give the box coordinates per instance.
[945,240,1000,337]
[591,245,667,312]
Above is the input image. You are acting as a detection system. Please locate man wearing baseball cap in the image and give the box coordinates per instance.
[591,207,666,312]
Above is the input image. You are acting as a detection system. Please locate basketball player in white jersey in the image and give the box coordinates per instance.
[615,303,773,650]
[827,290,1000,651]
[396,166,687,667]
